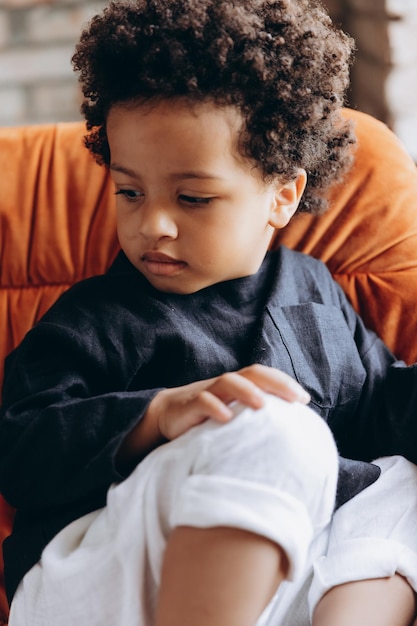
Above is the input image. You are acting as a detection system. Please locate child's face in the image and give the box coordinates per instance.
[107,99,305,294]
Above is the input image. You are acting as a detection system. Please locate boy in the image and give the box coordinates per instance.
[1,1,417,625]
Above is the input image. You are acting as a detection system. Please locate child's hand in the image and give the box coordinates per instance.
[117,365,310,469]
[150,364,310,441]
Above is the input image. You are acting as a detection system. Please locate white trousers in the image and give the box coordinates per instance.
[9,396,417,626]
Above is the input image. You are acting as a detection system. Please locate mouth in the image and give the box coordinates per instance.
[141,252,187,277]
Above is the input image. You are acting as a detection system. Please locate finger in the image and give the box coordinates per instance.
[207,372,266,410]
[239,364,311,404]
[165,392,234,438]
[197,390,236,421]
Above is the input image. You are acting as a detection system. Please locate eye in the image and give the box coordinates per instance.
[115,189,143,202]
[179,195,214,206]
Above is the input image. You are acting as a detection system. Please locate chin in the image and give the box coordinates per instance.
[145,276,202,295]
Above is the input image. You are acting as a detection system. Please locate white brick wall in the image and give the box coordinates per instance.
[348,0,417,14]
[0,45,75,83]
[0,10,10,48]
[26,6,98,43]
[0,0,107,126]
[324,0,417,159]
[0,85,25,123]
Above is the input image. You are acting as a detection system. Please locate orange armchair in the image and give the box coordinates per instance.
[1,108,417,624]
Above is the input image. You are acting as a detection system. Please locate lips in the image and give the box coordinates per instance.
[141,251,187,276]
[142,252,179,263]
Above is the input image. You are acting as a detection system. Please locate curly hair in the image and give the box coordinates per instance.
[72,0,355,214]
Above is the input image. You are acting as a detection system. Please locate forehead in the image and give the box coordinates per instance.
[106,99,248,173]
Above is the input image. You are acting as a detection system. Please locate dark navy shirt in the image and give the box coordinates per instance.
[1,246,417,604]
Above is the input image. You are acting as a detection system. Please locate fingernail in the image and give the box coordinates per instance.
[298,389,311,403]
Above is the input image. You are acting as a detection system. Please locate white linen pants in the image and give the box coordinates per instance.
[9,395,417,626]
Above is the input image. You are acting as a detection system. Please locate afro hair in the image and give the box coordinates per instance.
[72,0,355,214]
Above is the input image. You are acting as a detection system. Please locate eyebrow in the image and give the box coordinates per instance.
[110,163,225,181]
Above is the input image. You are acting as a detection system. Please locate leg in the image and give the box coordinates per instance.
[313,575,416,626]
[8,396,338,626]
[155,526,289,626]
[154,396,338,626]
[309,456,417,626]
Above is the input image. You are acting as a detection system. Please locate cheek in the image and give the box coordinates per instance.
[182,230,226,270]
[116,210,139,239]
[116,220,128,245]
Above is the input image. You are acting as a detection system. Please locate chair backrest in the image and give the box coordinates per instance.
[1,107,417,623]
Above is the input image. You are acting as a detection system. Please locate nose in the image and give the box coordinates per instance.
[138,199,178,241]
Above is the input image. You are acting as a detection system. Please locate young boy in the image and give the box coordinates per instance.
[1,1,417,625]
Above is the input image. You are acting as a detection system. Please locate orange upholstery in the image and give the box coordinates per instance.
[1,108,417,623]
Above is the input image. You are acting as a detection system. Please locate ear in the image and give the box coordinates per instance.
[268,169,307,229]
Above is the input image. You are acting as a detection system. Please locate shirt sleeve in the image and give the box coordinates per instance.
[0,317,162,513]
[328,279,417,464]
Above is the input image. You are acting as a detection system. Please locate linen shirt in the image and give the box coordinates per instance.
[1,246,417,603]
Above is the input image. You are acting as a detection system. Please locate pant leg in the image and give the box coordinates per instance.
[308,455,417,619]
[9,395,339,626]
[170,395,338,582]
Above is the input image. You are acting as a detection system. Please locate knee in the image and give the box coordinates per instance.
[256,395,338,480]
[254,396,339,521]
[193,395,338,526]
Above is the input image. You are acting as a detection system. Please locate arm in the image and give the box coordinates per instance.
[0,319,164,511]
[328,281,417,464]
[0,317,310,514]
